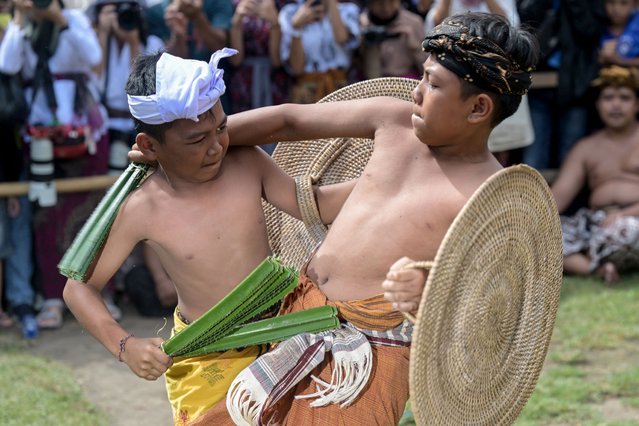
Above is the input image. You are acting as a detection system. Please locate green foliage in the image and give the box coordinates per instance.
[0,342,107,426]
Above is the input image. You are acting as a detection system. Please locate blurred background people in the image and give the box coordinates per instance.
[228,0,291,153]
[425,0,519,32]
[0,0,110,329]
[599,0,639,67]
[279,0,361,104]
[357,0,426,80]
[552,65,639,284]
[91,0,164,175]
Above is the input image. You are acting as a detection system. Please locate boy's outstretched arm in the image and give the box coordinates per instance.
[227,97,412,147]
[63,198,173,380]
[382,257,428,314]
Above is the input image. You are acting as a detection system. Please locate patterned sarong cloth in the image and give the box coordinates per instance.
[562,207,639,272]
[165,309,266,426]
[194,274,412,425]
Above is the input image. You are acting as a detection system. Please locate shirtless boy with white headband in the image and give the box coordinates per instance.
[63,48,353,425]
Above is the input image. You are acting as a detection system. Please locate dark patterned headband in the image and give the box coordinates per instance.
[422,20,532,96]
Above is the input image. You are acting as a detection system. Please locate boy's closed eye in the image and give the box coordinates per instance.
[216,116,228,134]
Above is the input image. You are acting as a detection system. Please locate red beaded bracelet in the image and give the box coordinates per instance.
[118,333,134,362]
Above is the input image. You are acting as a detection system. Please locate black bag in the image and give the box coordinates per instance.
[0,72,29,127]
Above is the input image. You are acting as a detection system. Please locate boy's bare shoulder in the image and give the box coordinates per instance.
[119,172,163,215]
[225,145,271,166]
[576,130,608,150]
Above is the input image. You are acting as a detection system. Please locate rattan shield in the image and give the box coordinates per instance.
[263,77,419,269]
[408,164,563,425]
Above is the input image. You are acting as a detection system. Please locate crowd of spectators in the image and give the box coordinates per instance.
[1,0,638,339]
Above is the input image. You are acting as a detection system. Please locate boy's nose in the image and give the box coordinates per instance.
[207,140,222,156]
[412,86,422,104]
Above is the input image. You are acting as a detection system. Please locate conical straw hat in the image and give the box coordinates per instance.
[408,164,563,425]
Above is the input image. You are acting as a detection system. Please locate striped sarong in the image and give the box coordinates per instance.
[192,274,412,425]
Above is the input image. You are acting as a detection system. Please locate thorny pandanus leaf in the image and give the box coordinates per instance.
[162,257,301,357]
[58,163,151,281]
[168,306,340,357]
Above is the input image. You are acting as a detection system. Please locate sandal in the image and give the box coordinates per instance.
[0,311,14,328]
[36,299,65,329]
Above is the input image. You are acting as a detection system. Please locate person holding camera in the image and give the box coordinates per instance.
[357,0,427,80]
[91,0,164,175]
[143,0,232,110]
[228,0,291,153]
[279,0,361,104]
[145,0,232,61]
[0,0,110,329]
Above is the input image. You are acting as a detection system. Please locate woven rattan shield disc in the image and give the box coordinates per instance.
[409,164,563,425]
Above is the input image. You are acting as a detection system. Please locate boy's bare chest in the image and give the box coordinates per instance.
[588,147,639,185]
[327,155,465,259]
[148,186,267,261]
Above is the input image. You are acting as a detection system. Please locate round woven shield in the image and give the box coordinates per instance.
[409,164,563,425]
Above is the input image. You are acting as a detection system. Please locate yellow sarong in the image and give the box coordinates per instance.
[165,310,264,425]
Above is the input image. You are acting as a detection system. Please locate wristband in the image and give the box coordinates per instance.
[117,333,134,362]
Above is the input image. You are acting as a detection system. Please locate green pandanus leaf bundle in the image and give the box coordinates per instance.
[58,163,152,281]
[162,257,340,357]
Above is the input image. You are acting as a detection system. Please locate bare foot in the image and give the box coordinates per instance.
[597,262,619,286]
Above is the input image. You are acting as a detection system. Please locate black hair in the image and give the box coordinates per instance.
[125,52,173,143]
[449,13,540,127]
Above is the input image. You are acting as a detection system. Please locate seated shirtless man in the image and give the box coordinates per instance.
[551,65,639,284]
[153,12,538,425]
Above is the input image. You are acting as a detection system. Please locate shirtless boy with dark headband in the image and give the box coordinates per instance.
[132,12,540,425]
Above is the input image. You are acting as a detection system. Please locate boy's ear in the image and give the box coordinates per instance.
[135,132,159,162]
[467,93,494,125]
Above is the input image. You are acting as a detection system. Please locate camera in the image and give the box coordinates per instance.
[363,25,387,44]
[33,0,52,9]
[117,2,142,31]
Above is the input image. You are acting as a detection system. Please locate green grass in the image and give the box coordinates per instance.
[0,339,107,426]
[517,274,639,425]
[402,274,639,426]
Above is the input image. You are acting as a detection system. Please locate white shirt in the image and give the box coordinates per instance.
[424,0,519,32]
[0,9,102,127]
[279,1,361,74]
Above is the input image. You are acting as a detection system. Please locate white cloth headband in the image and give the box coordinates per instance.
[127,48,237,125]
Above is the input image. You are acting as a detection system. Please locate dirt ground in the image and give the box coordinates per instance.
[25,304,173,426]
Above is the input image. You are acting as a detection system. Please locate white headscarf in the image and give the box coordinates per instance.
[127,48,237,125]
